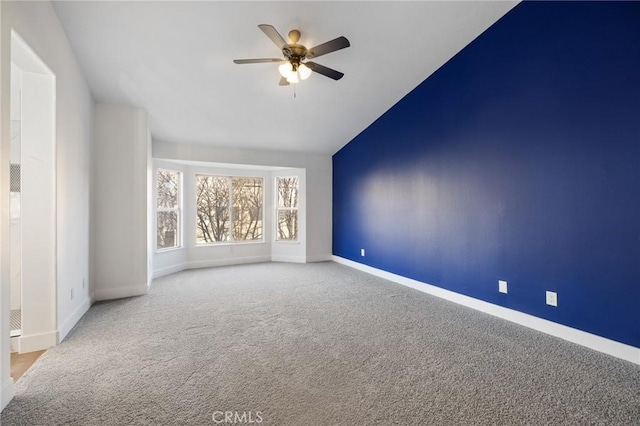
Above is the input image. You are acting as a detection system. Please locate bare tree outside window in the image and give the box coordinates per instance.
[276,177,298,241]
[233,178,263,241]
[196,176,230,243]
[157,169,180,249]
[196,175,263,244]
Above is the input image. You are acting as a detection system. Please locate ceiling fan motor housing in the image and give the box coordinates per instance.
[282,44,308,63]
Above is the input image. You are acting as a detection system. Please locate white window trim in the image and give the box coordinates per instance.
[156,169,182,252]
[275,176,299,242]
[195,174,265,245]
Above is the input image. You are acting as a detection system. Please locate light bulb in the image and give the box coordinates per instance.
[298,64,312,80]
[286,72,299,84]
[278,62,293,79]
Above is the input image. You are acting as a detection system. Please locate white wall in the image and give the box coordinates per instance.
[9,62,20,312]
[0,0,9,411]
[92,104,150,301]
[1,0,94,410]
[9,62,19,123]
[19,68,57,353]
[146,128,153,288]
[152,141,332,276]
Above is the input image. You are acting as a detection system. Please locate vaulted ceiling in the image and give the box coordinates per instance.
[52,1,518,154]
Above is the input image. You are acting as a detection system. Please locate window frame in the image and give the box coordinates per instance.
[195,174,265,246]
[156,168,182,252]
[275,176,299,242]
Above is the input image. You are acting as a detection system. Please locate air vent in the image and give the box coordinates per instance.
[10,163,20,193]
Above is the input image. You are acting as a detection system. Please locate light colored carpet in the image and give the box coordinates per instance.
[2,262,639,425]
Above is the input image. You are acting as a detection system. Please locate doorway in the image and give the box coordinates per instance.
[9,31,57,354]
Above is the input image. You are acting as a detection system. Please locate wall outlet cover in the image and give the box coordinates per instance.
[546,291,558,307]
[499,280,508,294]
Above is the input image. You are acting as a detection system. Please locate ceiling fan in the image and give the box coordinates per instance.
[233,24,350,86]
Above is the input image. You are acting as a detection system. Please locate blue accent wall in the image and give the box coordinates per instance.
[332,1,640,347]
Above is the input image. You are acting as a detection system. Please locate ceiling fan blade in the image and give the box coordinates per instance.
[305,61,344,80]
[278,77,289,86]
[258,24,287,50]
[233,58,286,64]
[306,36,350,59]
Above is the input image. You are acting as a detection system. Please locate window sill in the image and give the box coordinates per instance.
[195,240,266,248]
[156,246,184,254]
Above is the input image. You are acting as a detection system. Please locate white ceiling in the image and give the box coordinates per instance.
[52,1,518,155]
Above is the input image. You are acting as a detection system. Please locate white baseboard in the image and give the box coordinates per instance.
[152,254,334,278]
[332,256,640,365]
[271,255,306,263]
[15,330,58,354]
[188,256,272,270]
[152,262,189,279]
[94,284,148,301]
[10,337,19,353]
[58,297,92,342]
[152,256,276,279]
[1,378,14,411]
[306,255,332,263]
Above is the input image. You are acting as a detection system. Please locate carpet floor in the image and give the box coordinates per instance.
[2,262,639,425]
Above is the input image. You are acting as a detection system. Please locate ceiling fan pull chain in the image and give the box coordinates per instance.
[294,83,297,99]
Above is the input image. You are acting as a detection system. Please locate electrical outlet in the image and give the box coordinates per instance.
[71,288,74,300]
[546,291,558,307]
[498,280,508,294]
[361,248,365,257]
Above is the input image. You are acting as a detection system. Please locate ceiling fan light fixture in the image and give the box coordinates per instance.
[234,25,350,86]
[278,62,294,79]
[298,64,312,80]
[286,72,299,84]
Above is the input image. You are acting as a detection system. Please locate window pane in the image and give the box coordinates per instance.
[157,211,178,249]
[277,177,298,208]
[233,178,263,241]
[157,170,179,209]
[196,176,230,243]
[277,210,298,241]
